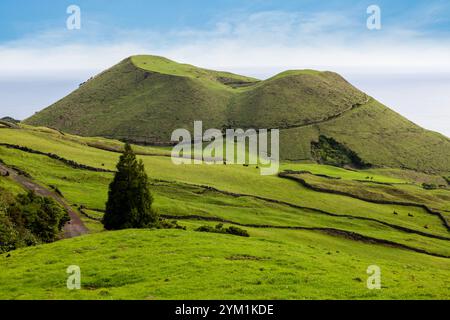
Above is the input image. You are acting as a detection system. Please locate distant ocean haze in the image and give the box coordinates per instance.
[346,73,450,138]
[0,76,87,121]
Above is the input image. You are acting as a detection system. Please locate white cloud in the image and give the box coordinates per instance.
[0,10,449,136]
[1,10,450,79]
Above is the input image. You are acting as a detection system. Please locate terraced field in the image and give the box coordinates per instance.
[0,125,449,299]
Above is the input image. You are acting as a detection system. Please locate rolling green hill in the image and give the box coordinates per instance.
[25,55,450,173]
[1,228,449,300]
[0,125,449,299]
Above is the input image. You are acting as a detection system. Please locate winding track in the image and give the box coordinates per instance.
[0,163,88,238]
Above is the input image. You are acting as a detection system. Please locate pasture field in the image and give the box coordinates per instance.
[1,228,449,300]
[0,125,449,299]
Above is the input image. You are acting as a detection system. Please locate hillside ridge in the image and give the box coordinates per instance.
[24,55,450,173]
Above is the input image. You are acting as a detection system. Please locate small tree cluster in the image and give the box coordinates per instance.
[0,190,69,253]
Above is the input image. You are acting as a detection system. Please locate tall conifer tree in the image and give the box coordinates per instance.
[103,143,157,230]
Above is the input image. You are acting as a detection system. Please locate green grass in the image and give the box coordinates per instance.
[0,146,112,209]
[0,128,447,233]
[0,126,449,299]
[280,162,408,183]
[0,140,449,256]
[285,171,450,212]
[0,176,25,195]
[227,70,367,129]
[278,99,450,173]
[131,55,259,90]
[2,140,445,239]
[79,215,104,234]
[0,228,448,300]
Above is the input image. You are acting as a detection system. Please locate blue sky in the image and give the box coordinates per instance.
[1,0,449,40]
[0,0,449,135]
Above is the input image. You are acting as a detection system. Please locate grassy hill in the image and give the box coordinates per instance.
[0,125,449,299]
[24,55,450,173]
[24,56,257,145]
[279,99,450,173]
[1,228,448,300]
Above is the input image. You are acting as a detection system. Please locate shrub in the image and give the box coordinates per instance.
[311,135,371,169]
[195,224,250,237]
[0,215,19,253]
[8,192,70,243]
[196,225,215,233]
[0,189,69,252]
[157,219,186,230]
[422,183,437,190]
[226,226,250,237]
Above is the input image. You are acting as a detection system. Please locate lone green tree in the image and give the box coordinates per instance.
[103,143,157,230]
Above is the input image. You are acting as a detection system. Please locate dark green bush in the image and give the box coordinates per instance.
[226,226,250,237]
[422,183,437,190]
[0,190,69,253]
[195,224,249,237]
[157,219,186,230]
[9,192,70,243]
[196,225,215,233]
[0,215,19,253]
[311,135,370,169]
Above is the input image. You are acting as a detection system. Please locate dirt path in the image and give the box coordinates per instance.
[0,163,88,238]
